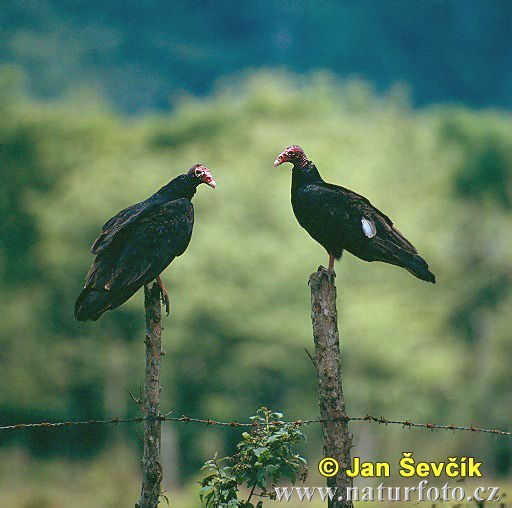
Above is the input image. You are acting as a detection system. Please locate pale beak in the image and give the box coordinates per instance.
[206,179,216,189]
[274,159,283,167]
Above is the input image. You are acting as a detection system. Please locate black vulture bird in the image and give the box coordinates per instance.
[274,145,435,283]
[74,165,216,321]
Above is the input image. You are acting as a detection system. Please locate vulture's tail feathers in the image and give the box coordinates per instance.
[396,250,436,284]
[74,287,112,321]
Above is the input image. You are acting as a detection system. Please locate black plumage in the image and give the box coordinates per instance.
[75,165,216,321]
[274,145,436,283]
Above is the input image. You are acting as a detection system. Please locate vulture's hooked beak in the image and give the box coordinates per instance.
[201,169,216,188]
[274,152,287,167]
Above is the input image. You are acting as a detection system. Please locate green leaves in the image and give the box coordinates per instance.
[199,408,308,507]
[200,455,240,507]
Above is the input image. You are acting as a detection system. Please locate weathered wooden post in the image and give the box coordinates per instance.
[309,267,353,508]
[137,282,163,508]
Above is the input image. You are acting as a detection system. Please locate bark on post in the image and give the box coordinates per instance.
[309,267,353,508]
[137,283,163,508]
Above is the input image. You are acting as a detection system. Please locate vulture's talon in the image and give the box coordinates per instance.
[156,275,170,316]
[160,291,170,316]
[321,269,336,283]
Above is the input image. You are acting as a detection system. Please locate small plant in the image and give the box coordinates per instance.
[200,407,308,507]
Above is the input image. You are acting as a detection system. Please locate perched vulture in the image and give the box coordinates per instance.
[74,165,216,321]
[274,145,435,283]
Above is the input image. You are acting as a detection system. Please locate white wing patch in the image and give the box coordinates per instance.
[361,217,377,238]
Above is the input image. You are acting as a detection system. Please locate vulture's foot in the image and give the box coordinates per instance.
[157,276,170,316]
[326,270,336,284]
[159,287,170,316]
[317,265,336,284]
[162,292,170,316]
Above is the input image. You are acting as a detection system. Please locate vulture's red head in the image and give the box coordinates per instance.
[274,145,308,168]
[188,164,216,188]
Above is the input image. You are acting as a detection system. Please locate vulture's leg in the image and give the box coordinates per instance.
[328,255,335,274]
[157,275,170,316]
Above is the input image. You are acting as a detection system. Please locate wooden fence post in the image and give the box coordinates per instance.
[137,282,163,508]
[309,267,353,508]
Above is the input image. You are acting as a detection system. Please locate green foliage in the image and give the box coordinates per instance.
[440,109,512,208]
[200,408,307,507]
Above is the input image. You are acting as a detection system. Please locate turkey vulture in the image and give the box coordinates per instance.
[74,165,216,321]
[274,145,435,283]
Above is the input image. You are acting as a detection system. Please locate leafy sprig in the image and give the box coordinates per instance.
[200,408,308,507]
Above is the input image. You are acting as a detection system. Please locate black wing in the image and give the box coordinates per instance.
[91,198,159,255]
[295,182,435,282]
[84,198,194,293]
[321,182,418,255]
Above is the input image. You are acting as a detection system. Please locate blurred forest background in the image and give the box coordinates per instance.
[1,1,512,506]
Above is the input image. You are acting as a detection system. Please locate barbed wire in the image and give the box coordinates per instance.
[0,413,510,436]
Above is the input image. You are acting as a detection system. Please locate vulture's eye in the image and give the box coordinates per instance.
[195,169,204,177]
